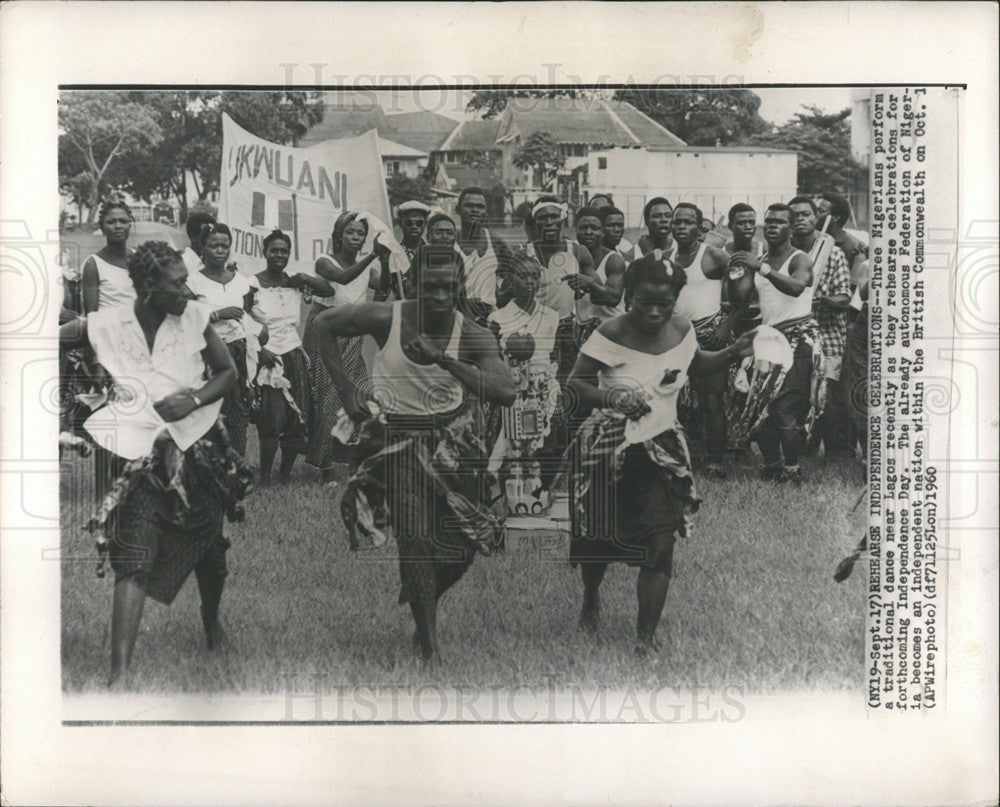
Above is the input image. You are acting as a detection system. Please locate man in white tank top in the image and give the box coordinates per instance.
[730,203,818,482]
[626,197,674,262]
[669,203,736,475]
[588,194,634,257]
[312,246,515,663]
[569,205,627,342]
[723,203,765,334]
[454,186,513,323]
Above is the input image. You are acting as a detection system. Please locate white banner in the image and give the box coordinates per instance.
[218,113,393,275]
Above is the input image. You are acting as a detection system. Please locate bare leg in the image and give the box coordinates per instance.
[636,568,670,653]
[409,599,440,664]
[277,445,298,483]
[259,436,278,485]
[109,578,146,685]
[194,561,228,650]
[579,562,607,632]
[703,391,726,467]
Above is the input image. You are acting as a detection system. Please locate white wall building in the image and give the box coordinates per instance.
[586,146,798,227]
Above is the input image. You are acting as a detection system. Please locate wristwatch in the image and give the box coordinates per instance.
[759,263,772,277]
[188,392,203,408]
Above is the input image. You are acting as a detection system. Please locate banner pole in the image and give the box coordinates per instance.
[291,192,299,262]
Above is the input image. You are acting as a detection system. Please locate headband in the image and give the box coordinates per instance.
[531,201,568,220]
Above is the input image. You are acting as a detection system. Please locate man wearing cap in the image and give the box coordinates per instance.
[396,200,431,261]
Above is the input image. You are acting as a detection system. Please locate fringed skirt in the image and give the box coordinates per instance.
[568,413,700,574]
[257,346,311,453]
[89,422,254,604]
[340,400,506,605]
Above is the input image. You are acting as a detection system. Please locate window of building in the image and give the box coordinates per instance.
[597,157,607,170]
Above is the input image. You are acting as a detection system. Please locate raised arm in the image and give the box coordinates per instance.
[702,244,730,281]
[315,302,392,420]
[429,320,515,406]
[689,329,756,377]
[288,271,336,297]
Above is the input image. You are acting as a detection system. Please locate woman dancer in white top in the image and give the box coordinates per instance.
[567,253,755,654]
[81,200,136,314]
[251,230,334,485]
[186,222,267,455]
[60,241,253,685]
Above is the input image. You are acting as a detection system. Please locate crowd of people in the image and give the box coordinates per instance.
[60,185,870,681]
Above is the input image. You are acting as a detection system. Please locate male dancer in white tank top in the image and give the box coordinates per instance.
[723,203,766,335]
[454,186,513,324]
[314,246,515,663]
[668,203,737,476]
[568,205,627,344]
[626,197,674,262]
[729,203,819,482]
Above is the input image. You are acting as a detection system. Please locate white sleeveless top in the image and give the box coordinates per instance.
[487,301,560,367]
[754,249,814,326]
[457,229,499,308]
[580,324,699,443]
[83,301,222,459]
[315,252,370,309]
[625,237,672,264]
[673,242,722,322]
[534,240,580,319]
[576,251,625,323]
[248,276,303,355]
[89,253,136,310]
[186,269,252,343]
[370,301,465,415]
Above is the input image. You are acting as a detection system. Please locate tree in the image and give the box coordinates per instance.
[512,132,565,191]
[465,89,586,119]
[117,90,324,220]
[749,106,865,194]
[612,87,771,146]
[58,91,164,223]
[385,174,435,209]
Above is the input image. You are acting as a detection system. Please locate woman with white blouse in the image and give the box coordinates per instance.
[186,222,268,455]
[250,230,334,485]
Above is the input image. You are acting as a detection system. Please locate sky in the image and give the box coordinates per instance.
[331,87,853,126]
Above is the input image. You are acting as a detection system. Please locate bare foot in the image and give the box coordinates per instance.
[204,620,231,651]
[579,604,601,634]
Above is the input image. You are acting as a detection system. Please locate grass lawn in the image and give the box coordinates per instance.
[61,429,867,695]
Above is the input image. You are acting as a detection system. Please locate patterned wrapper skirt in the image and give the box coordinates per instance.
[568,412,700,574]
[340,400,506,606]
[88,422,254,605]
[257,346,311,454]
[303,303,368,469]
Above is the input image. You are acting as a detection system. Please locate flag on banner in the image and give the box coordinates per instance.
[218,113,394,276]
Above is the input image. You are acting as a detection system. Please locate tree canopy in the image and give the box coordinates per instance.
[58,91,164,223]
[511,132,565,191]
[59,90,324,222]
[612,87,771,146]
[749,105,865,194]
